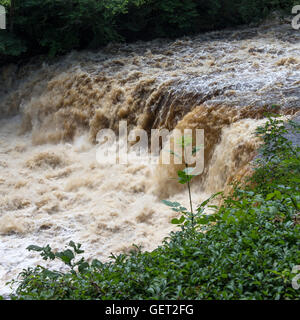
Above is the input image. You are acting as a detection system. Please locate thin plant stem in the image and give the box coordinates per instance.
[184,141,194,227]
[185,163,194,216]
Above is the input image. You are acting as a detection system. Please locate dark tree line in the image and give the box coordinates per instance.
[0,0,297,64]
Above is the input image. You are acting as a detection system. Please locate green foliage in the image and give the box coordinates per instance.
[164,135,204,228]
[0,0,10,6]
[0,31,26,56]
[0,1,28,62]
[27,242,90,273]
[7,115,300,300]
[0,0,145,61]
[118,0,199,40]
[251,115,300,195]
[119,0,296,40]
[13,0,128,56]
[164,192,221,232]
[0,0,297,64]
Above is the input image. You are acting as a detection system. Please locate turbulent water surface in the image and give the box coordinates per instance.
[0,19,299,296]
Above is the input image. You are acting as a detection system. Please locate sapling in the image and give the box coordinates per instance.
[163,135,222,230]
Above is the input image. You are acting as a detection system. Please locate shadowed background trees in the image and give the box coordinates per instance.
[0,0,298,64]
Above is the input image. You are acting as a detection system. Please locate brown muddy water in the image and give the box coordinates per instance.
[0,19,299,296]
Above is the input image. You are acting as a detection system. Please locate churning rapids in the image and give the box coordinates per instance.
[0,19,299,296]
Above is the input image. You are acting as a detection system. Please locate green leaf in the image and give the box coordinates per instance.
[69,241,84,254]
[176,136,192,147]
[27,245,43,252]
[162,200,181,208]
[55,249,74,266]
[266,193,274,201]
[171,216,185,225]
[78,262,90,274]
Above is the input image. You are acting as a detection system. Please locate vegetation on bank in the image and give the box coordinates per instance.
[4,116,300,300]
[0,0,298,65]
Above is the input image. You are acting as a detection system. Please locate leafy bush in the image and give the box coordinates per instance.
[7,116,300,300]
[252,116,300,196]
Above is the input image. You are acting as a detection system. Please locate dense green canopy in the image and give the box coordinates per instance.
[0,0,298,64]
